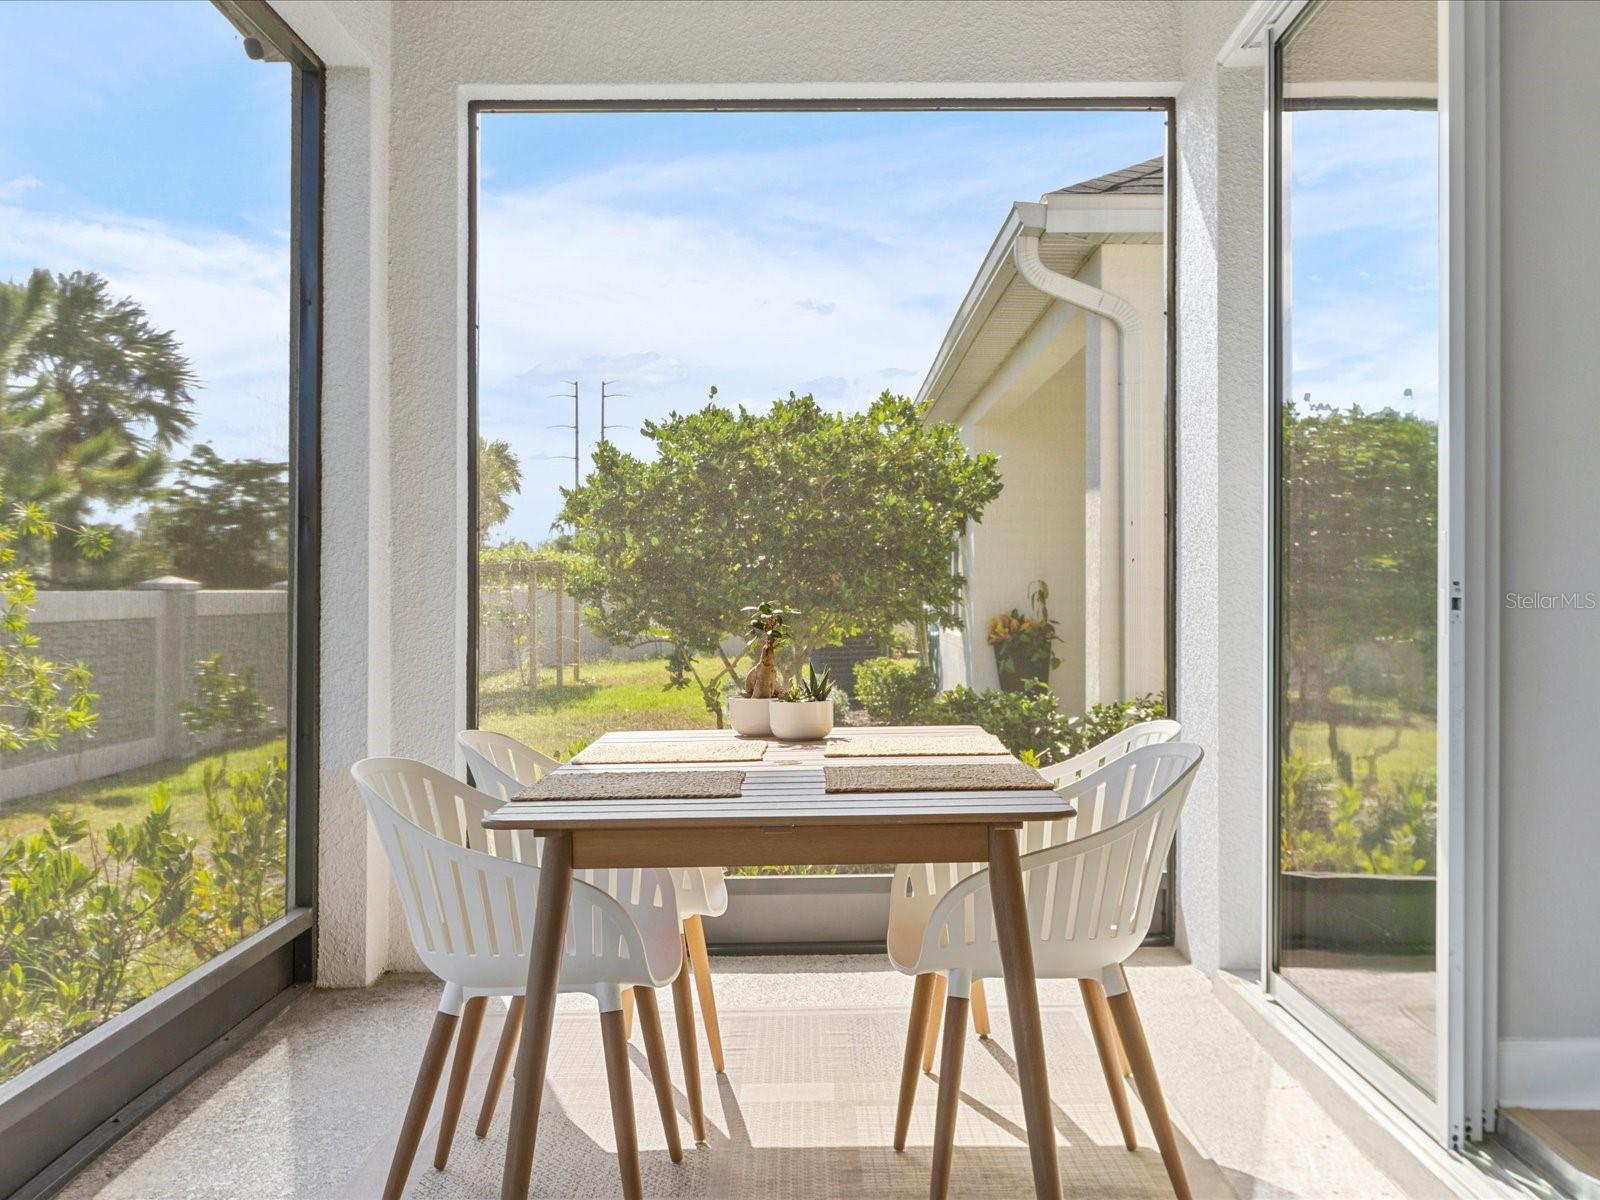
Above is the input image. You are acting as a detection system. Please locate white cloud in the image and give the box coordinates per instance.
[474,118,1171,541]
[0,201,289,464]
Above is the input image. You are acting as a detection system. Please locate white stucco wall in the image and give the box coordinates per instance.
[1497,0,1600,1101]
[1171,0,1265,976]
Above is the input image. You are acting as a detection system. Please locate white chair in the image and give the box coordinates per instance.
[459,728,734,1078]
[890,719,1182,1071]
[889,741,1204,1200]
[353,757,686,1200]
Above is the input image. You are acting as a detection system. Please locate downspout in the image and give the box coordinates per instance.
[1011,206,1144,700]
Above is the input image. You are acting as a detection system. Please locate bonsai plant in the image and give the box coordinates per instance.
[770,663,836,740]
[728,601,797,736]
[988,580,1062,691]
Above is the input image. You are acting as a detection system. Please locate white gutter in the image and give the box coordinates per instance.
[1011,202,1143,698]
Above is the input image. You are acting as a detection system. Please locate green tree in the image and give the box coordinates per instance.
[1283,401,1437,779]
[146,444,288,587]
[1,270,195,580]
[559,391,1001,722]
[477,435,522,546]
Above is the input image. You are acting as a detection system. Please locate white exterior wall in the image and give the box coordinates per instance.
[948,240,1165,716]
[961,346,1088,707]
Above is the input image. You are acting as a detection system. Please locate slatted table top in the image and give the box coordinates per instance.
[484,725,1071,831]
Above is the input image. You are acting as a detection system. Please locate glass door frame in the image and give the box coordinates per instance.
[1262,0,1464,1145]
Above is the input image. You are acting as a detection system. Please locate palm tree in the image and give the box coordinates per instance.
[1,269,196,580]
[477,435,522,546]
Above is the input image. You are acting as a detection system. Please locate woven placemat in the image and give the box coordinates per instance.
[571,740,768,765]
[823,762,1050,794]
[516,770,746,802]
[822,731,1008,758]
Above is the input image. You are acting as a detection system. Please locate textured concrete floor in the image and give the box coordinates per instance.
[57,951,1413,1200]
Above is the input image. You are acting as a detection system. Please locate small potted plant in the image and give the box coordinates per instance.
[769,663,836,741]
[988,580,1062,691]
[728,601,794,736]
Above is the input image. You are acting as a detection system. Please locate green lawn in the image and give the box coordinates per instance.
[0,736,287,844]
[1287,720,1437,790]
[478,656,719,758]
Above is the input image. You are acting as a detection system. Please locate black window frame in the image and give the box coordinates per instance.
[0,4,322,1194]
[465,98,1179,944]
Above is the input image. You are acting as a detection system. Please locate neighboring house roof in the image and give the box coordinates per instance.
[1050,156,1164,196]
[918,160,1165,422]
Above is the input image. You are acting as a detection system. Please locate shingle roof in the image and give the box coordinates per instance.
[1051,156,1164,196]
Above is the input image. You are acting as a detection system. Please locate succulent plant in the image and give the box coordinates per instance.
[782,663,835,704]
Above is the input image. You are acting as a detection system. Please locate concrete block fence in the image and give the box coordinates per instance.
[0,578,288,803]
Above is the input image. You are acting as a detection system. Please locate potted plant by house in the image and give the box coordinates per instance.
[769,663,837,741]
[728,601,794,736]
[988,580,1062,691]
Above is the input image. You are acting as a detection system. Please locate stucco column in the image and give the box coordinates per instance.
[1173,0,1267,977]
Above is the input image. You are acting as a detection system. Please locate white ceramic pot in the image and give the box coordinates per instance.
[768,699,834,741]
[727,696,773,737]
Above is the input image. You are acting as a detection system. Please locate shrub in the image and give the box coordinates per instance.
[919,685,1169,768]
[180,653,271,762]
[1062,693,1167,759]
[854,656,937,724]
[919,680,1073,765]
[1279,753,1437,876]
[0,755,288,1082]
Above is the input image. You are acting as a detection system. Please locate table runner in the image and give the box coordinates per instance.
[515,769,747,802]
[823,762,1050,794]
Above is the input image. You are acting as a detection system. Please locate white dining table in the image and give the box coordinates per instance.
[483,725,1074,1200]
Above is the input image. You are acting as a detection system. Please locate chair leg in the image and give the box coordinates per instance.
[383,1009,459,1200]
[930,991,971,1200]
[1106,976,1193,1200]
[634,986,684,1163]
[600,1007,644,1200]
[622,986,636,1041]
[1079,979,1137,1151]
[895,973,938,1151]
[922,972,948,1072]
[474,995,524,1138]
[670,936,707,1143]
[970,978,992,1038]
[434,995,487,1169]
[683,915,726,1073]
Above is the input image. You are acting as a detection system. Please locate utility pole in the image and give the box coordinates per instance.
[547,381,579,687]
[600,379,629,445]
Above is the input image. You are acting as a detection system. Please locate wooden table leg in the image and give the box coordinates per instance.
[988,825,1060,1200]
[500,831,574,1200]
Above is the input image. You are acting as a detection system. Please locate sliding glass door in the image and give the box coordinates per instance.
[1269,0,1445,1123]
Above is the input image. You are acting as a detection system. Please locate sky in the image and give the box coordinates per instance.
[0,0,290,491]
[1286,107,1440,423]
[476,109,1167,541]
[0,2,1439,549]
